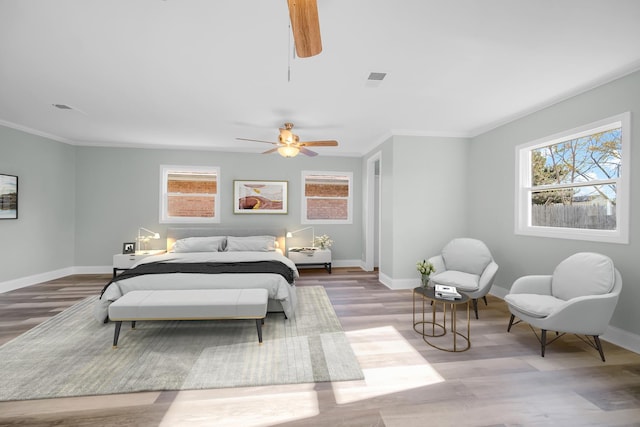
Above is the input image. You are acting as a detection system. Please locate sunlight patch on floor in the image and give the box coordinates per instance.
[159,384,319,427]
[332,326,444,404]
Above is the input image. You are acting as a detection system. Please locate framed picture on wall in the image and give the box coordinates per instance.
[122,242,136,254]
[233,180,288,214]
[0,174,18,220]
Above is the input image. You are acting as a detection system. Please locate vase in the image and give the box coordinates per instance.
[421,274,431,288]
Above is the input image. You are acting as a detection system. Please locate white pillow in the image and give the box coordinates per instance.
[226,235,276,252]
[172,236,226,253]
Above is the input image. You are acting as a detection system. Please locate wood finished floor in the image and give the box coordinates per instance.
[1,268,640,426]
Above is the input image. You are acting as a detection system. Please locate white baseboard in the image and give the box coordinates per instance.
[332,259,362,268]
[73,266,112,275]
[601,325,640,354]
[378,273,419,290]
[0,266,112,294]
[0,268,75,293]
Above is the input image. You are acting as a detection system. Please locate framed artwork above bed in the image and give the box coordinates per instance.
[0,174,18,220]
[234,180,288,214]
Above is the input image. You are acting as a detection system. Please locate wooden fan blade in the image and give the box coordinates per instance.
[287,0,322,58]
[236,138,278,145]
[262,147,280,154]
[298,140,338,147]
[299,146,319,157]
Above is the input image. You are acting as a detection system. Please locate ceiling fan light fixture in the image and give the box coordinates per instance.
[279,129,294,144]
[237,122,337,157]
[278,145,300,158]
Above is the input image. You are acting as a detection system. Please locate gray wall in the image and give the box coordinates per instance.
[368,134,470,286]
[0,126,76,282]
[468,69,640,335]
[74,146,363,267]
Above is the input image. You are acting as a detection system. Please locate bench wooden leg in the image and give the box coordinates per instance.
[113,321,122,348]
[256,318,264,343]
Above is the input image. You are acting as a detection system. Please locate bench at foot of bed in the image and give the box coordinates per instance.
[107,288,269,347]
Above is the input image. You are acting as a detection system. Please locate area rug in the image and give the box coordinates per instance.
[0,286,363,401]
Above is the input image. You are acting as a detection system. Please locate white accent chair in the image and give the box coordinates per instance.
[428,238,499,319]
[505,252,622,362]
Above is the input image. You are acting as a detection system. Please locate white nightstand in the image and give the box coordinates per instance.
[287,247,332,273]
[113,250,166,277]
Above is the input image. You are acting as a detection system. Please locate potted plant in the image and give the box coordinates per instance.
[313,234,333,249]
[416,259,436,287]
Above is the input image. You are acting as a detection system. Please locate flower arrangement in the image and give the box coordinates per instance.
[313,234,333,249]
[417,259,436,276]
[416,259,436,287]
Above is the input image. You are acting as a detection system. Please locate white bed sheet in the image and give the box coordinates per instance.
[94,251,299,322]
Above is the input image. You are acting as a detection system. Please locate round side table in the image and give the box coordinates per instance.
[412,286,471,352]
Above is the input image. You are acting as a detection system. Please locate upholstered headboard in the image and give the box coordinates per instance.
[166,227,287,253]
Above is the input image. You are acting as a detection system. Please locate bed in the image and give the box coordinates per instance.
[94,227,299,323]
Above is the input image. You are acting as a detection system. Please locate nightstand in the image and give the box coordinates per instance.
[113,250,165,278]
[287,247,332,273]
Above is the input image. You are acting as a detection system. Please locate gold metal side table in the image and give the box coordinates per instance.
[412,286,471,352]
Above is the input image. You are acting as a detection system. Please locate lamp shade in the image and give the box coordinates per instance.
[137,227,160,253]
[278,145,300,158]
[138,227,160,239]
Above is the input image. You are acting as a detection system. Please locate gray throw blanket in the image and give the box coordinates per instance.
[100,260,295,297]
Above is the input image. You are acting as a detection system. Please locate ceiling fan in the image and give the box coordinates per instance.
[237,122,338,158]
[287,0,322,58]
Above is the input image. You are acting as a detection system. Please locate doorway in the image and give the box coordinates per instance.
[365,152,381,271]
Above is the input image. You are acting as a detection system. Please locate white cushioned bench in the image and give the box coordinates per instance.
[108,288,269,347]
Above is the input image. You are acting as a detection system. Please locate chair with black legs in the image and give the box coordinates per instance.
[428,238,499,319]
[505,252,622,362]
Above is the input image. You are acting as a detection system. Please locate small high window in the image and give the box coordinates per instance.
[160,165,220,223]
[515,112,629,243]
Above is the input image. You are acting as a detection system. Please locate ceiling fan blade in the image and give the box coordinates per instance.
[236,137,278,145]
[287,0,322,58]
[299,146,319,157]
[262,147,280,154]
[298,140,338,147]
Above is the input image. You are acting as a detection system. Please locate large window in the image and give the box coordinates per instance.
[515,112,630,243]
[160,165,220,223]
[302,171,353,224]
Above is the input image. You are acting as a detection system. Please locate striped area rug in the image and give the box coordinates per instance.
[0,286,363,401]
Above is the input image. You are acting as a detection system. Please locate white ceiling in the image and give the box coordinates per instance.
[1,0,640,157]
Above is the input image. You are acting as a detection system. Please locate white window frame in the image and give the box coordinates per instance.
[301,170,353,224]
[515,112,630,244]
[159,165,221,224]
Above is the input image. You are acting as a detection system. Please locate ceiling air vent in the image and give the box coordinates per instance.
[367,72,387,81]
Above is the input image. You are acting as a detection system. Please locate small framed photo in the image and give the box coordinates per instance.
[122,242,136,254]
[0,173,18,220]
[234,180,288,214]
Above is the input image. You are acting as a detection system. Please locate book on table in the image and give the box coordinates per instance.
[434,284,462,300]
